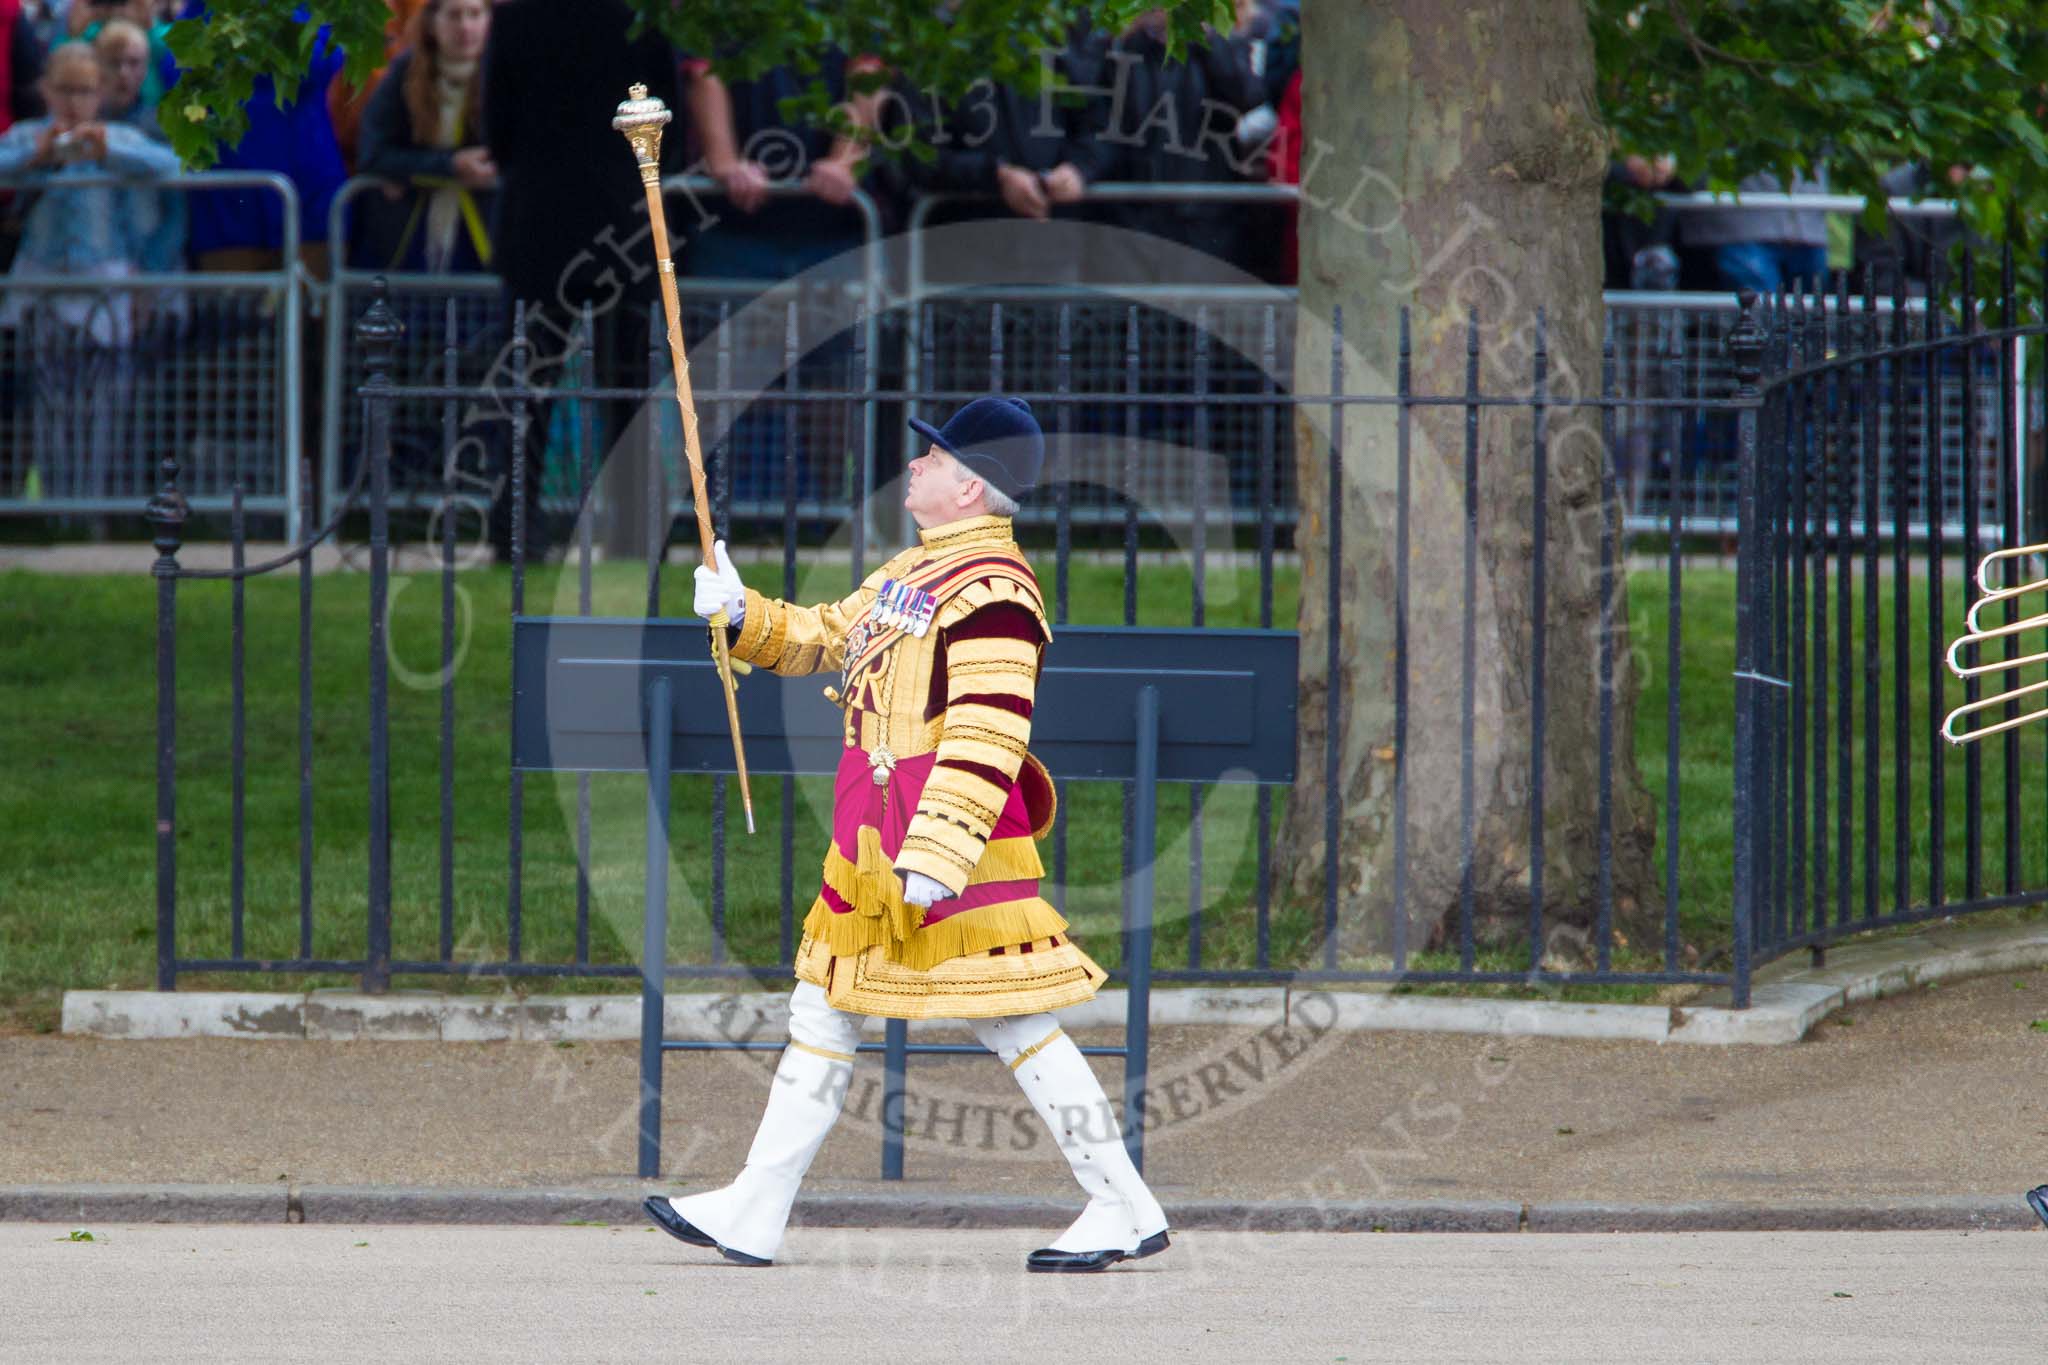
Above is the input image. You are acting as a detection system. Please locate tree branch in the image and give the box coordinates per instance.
[1662,0,1895,73]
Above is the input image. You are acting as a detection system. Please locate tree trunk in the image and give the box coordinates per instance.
[1281,0,1664,963]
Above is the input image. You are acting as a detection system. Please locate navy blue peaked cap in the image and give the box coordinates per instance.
[907,397,1044,499]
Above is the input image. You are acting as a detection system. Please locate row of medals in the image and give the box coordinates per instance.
[850,577,937,787]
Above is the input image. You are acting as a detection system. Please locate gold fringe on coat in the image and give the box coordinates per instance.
[802,832,1066,971]
[793,933,1109,1020]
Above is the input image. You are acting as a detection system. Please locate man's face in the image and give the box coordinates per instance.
[902,444,982,529]
[98,40,147,114]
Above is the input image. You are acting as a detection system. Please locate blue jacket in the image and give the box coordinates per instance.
[0,119,183,273]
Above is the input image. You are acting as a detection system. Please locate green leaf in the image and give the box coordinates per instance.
[1597,0,2046,246]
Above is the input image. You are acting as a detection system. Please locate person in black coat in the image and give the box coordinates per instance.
[681,49,876,282]
[892,26,1120,285]
[479,0,683,563]
[354,0,495,273]
[482,0,680,312]
[1092,12,1264,282]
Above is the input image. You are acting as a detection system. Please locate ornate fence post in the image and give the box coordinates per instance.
[146,453,187,991]
[357,279,404,995]
[1728,289,1766,1008]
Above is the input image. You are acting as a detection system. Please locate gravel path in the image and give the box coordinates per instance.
[8,969,2048,1203]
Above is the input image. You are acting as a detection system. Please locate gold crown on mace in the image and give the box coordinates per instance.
[613,82,671,161]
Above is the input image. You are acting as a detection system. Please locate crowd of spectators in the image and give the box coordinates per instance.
[0,1,1309,292]
[1602,156,1967,299]
[0,0,1988,536]
[0,0,1968,300]
[885,3,1294,285]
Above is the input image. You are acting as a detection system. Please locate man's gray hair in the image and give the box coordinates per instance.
[982,484,1020,517]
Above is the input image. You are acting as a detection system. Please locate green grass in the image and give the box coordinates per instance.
[5,550,2045,1029]
[0,555,1301,1029]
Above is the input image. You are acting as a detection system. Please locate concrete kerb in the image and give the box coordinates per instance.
[1522,1197,2042,1234]
[2,1185,2038,1233]
[60,985,1683,1043]
[59,918,2048,1046]
[1676,917,2048,1042]
[0,1185,287,1224]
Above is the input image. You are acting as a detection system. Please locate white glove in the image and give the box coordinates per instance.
[693,539,745,625]
[901,872,953,907]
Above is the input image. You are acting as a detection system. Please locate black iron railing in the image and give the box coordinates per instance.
[1743,250,2048,973]
[146,261,2045,1007]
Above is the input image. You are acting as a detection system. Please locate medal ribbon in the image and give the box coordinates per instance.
[840,551,1045,685]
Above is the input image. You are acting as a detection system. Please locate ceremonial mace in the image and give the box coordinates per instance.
[1943,542,2048,746]
[613,83,756,833]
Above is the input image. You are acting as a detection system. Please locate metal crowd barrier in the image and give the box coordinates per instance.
[319,175,497,529]
[1656,189,1963,216]
[319,173,884,544]
[897,185,2003,542]
[904,184,1298,538]
[657,173,883,542]
[2,168,2011,551]
[0,171,303,535]
[1621,192,2015,543]
[862,281,2016,549]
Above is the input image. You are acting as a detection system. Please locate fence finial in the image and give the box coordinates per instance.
[1727,287,1764,393]
[145,452,186,575]
[353,275,405,369]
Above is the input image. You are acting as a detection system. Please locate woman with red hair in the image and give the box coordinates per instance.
[355,0,495,271]
[328,0,425,169]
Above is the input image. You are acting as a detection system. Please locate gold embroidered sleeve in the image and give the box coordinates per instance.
[728,583,875,677]
[893,600,1045,895]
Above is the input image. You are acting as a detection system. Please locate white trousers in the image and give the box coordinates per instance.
[668,982,1167,1261]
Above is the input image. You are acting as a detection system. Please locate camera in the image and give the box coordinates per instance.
[50,130,87,163]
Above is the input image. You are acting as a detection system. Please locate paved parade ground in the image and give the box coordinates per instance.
[12,927,2048,1361]
[6,1223,2042,1362]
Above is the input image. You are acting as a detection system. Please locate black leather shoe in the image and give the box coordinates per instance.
[1130,1230,1171,1259]
[2026,1186,2048,1229]
[1026,1246,1126,1272]
[1025,1231,1169,1273]
[642,1196,772,1266]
